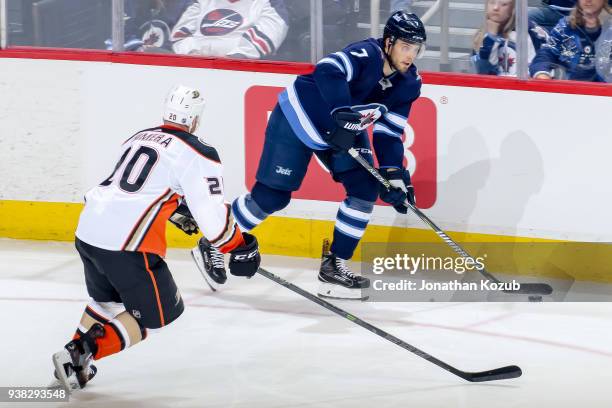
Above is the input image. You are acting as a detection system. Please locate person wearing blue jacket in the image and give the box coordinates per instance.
[529,0,611,34]
[530,0,611,81]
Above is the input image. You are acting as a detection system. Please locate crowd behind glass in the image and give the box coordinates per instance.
[3,0,611,82]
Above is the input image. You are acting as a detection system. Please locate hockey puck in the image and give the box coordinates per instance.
[528,295,543,302]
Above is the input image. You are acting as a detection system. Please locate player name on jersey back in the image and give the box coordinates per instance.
[130,130,174,148]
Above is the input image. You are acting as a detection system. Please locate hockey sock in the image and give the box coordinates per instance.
[330,197,373,260]
[232,193,270,232]
[93,311,147,360]
[73,302,117,340]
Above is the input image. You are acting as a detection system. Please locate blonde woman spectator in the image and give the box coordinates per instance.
[530,0,612,81]
[472,0,548,76]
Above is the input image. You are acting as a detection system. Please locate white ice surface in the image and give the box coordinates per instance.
[1,239,611,408]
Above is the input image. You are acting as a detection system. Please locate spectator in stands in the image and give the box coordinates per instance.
[124,0,195,52]
[595,17,612,82]
[106,0,193,52]
[170,0,288,59]
[530,0,611,37]
[472,0,548,76]
[530,0,611,81]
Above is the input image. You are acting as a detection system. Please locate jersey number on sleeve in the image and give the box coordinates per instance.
[206,177,222,195]
[100,146,159,193]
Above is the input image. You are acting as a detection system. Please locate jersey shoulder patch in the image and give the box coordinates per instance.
[160,127,221,163]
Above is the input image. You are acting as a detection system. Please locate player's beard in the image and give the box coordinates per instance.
[391,54,412,74]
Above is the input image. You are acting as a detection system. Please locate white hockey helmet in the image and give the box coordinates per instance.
[163,85,205,128]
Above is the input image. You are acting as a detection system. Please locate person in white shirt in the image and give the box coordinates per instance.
[171,0,288,58]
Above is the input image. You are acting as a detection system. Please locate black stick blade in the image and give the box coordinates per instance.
[504,283,553,295]
[463,365,522,382]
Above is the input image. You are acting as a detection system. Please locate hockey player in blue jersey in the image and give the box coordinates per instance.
[192,11,426,299]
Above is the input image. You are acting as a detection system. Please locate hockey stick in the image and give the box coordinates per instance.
[347,148,553,296]
[256,267,522,382]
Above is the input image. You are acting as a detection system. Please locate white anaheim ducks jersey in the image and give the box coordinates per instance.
[76,125,244,257]
[171,0,288,58]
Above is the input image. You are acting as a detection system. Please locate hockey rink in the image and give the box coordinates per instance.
[2,238,612,408]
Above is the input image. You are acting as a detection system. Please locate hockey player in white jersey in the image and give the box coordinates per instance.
[170,0,288,59]
[51,85,261,392]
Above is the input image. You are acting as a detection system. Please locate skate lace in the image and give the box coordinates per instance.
[210,246,225,269]
[335,257,357,279]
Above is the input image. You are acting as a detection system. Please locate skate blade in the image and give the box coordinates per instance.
[51,350,76,394]
[317,282,368,301]
[191,248,219,292]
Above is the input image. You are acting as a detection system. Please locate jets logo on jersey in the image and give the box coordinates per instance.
[142,20,171,48]
[275,166,293,176]
[200,9,244,36]
[498,53,516,70]
[350,103,388,131]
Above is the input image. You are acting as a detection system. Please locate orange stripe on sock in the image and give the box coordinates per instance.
[93,324,123,360]
[217,226,245,254]
[143,252,165,327]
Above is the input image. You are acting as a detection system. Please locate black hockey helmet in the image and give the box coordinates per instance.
[383,11,426,46]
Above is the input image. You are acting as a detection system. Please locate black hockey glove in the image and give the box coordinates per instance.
[323,108,363,151]
[378,168,415,214]
[228,233,261,278]
[169,203,199,235]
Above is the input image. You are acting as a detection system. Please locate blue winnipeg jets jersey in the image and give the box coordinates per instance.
[278,38,422,167]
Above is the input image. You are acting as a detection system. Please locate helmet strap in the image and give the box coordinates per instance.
[189,116,200,134]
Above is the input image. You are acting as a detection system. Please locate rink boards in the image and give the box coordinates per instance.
[0,49,611,281]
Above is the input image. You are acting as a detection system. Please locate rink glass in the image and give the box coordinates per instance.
[1,0,542,76]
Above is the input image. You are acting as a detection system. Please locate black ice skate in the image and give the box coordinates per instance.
[192,238,226,291]
[51,324,104,392]
[317,240,369,300]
